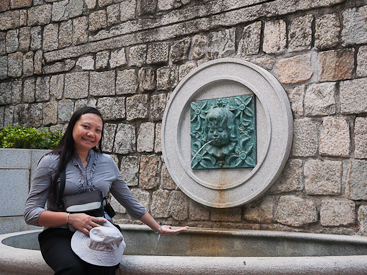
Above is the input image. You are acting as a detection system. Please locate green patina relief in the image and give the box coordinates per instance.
[190,95,256,169]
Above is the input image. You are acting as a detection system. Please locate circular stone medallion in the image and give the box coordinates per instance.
[162,58,293,208]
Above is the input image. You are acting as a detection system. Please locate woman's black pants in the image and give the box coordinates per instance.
[38,228,119,275]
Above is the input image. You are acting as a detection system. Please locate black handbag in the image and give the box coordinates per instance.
[57,169,116,231]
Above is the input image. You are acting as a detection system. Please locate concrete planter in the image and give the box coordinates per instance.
[0,148,49,234]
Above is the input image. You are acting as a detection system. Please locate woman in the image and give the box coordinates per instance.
[24,106,188,275]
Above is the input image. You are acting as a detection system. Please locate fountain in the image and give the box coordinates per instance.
[2,225,367,275]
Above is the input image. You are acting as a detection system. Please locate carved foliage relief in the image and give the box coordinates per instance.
[190,95,256,169]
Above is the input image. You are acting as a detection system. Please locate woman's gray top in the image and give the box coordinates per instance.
[24,149,146,229]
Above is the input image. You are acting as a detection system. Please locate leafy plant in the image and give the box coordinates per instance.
[0,126,63,149]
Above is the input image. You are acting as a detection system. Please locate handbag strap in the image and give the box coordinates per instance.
[56,169,66,209]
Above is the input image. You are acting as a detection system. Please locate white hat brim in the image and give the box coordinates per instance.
[71,220,126,267]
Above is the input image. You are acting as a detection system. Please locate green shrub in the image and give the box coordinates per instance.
[0,126,63,149]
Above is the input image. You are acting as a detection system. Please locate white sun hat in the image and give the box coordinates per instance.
[71,220,126,267]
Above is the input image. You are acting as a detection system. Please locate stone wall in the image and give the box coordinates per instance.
[1,0,367,235]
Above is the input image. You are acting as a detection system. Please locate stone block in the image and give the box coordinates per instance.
[288,14,312,52]
[346,160,367,200]
[30,149,49,182]
[116,69,138,95]
[263,19,286,54]
[170,37,190,63]
[8,52,22,78]
[10,0,32,8]
[90,71,115,96]
[43,101,58,125]
[0,216,38,235]
[0,0,9,12]
[131,188,150,210]
[120,155,140,186]
[315,13,340,50]
[270,159,303,194]
[0,148,31,169]
[137,122,155,153]
[73,16,88,45]
[74,98,97,110]
[170,191,188,221]
[342,6,367,46]
[64,72,89,99]
[19,27,30,52]
[0,10,20,31]
[6,29,18,53]
[28,4,52,26]
[33,50,43,75]
[150,93,167,121]
[0,32,5,55]
[0,107,4,128]
[137,0,157,16]
[30,26,42,51]
[154,123,161,153]
[23,51,34,77]
[358,205,367,235]
[50,74,64,100]
[107,3,120,26]
[110,196,126,214]
[355,117,367,159]
[151,189,170,218]
[113,123,136,154]
[340,78,367,114]
[320,199,355,226]
[43,59,75,74]
[292,118,319,157]
[85,0,96,9]
[276,54,312,84]
[357,45,367,77]
[35,76,50,102]
[101,123,116,153]
[189,200,210,221]
[76,55,94,70]
[288,85,304,117]
[237,21,261,56]
[0,169,29,216]
[0,56,7,80]
[126,94,149,121]
[128,44,146,67]
[318,49,354,81]
[96,50,110,70]
[59,20,73,48]
[139,154,160,189]
[320,116,350,157]
[13,104,28,125]
[120,0,136,21]
[211,208,242,222]
[304,82,336,116]
[275,196,318,227]
[179,61,197,81]
[208,28,235,58]
[147,42,169,65]
[58,99,74,123]
[4,105,14,127]
[191,34,207,60]
[43,23,58,52]
[97,96,125,120]
[304,159,342,195]
[156,65,178,91]
[160,163,175,190]
[0,82,11,105]
[52,0,68,21]
[110,48,126,68]
[23,77,35,103]
[89,10,107,32]
[28,103,43,127]
[244,197,274,223]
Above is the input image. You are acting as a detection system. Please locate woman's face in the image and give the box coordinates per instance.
[72,113,103,154]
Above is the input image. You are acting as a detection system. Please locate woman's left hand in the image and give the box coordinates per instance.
[159,225,189,235]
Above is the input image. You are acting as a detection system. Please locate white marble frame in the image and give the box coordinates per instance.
[162,58,293,208]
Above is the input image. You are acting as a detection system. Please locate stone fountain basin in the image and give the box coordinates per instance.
[1,225,367,275]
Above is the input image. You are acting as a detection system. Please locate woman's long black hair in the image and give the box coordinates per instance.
[49,106,105,203]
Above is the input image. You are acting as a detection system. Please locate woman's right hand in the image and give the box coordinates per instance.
[68,213,107,236]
